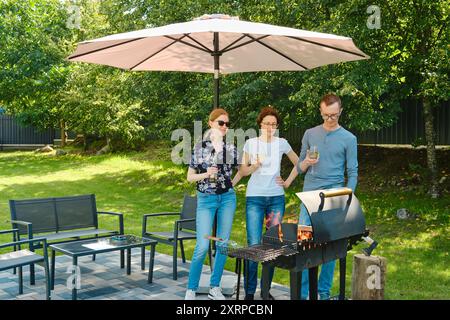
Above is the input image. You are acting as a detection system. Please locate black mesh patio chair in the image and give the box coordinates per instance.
[0,229,51,300]
[141,195,212,280]
[9,194,124,285]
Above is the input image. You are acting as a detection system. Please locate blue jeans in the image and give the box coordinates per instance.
[244,195,285,295]
[299,183,343,300]
[187,189,236,291]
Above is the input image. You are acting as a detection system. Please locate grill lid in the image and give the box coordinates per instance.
[296,187,366,243]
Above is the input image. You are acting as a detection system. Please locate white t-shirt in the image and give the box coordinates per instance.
[243,137,292,197]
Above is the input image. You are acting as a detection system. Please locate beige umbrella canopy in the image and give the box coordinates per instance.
[68,14,369,106]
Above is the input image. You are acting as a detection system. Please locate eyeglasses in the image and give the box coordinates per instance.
[261,122,278,128]
[215,120,230,127]
[321,113,341,120]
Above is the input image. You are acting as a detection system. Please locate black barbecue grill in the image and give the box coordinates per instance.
[223,187,370,300]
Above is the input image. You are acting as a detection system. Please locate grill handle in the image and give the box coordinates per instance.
[318,187,353,211]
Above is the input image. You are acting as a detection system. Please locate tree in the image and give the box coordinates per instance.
[0,0,72,129]
[2,0,447,196]
[60,64,146,149]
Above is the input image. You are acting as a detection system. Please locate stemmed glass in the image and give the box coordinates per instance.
[309,145,319,174]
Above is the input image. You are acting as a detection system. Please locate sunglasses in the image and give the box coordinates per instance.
[215,120,230,127]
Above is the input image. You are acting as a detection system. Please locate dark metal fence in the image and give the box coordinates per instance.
[0,115,56,149]
[284,100,449,146]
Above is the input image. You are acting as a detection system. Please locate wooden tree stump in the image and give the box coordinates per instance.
[351,254,387,300]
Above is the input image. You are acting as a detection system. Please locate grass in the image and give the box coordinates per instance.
[0,144,448,300]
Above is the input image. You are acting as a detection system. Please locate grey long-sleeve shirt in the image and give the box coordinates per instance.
[296,125,358,192]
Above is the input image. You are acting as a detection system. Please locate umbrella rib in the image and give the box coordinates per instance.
[221,34,270,53]
[68,38,146,60]
[220,34,248,52]
[286,36,367,58]
[164,35,212,53]
[129,35,188,70]
[246,35,308,70]
[184,34,213,53]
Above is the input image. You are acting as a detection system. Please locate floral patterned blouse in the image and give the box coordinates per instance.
[189,139,239,194]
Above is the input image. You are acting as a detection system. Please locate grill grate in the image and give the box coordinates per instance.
[218,243,298,262]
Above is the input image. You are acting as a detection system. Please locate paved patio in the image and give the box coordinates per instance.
[0,249,290,300]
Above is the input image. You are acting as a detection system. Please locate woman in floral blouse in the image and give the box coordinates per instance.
[185,108,241,300]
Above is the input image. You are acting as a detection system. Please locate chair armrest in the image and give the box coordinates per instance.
[143,212,179,218]
[173,218,196,240]
[0,229,20,245]
[9,220,33,240]
[142,212,179,236]
[0,228,19,236]
[97,211,124,235]
[0,237,47,250]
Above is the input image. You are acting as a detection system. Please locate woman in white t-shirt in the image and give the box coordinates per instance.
[239,106,299,300]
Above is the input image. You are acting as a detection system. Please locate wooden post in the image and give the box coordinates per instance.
[351,254,387,300]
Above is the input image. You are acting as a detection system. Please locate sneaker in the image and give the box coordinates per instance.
[208,287,225,300]
[185,289,196,300]
[244,294,254,300]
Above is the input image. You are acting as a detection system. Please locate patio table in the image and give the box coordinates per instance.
[49,235,157,300]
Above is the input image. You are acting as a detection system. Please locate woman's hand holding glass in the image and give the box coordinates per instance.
[250,154,263,171]
[206,166,218,180]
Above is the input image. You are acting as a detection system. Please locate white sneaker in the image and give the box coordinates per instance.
[208,287,225,300]
[185,289,196,300]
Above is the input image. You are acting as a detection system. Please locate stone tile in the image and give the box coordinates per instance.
[0,282,18,290]
[0,250,290,300]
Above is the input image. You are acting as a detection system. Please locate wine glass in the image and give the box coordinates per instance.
[257,153,266,165]
[309,145,319,174]
[208,153,218,185]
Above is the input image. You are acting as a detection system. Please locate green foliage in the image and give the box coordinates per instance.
[60,64,147,146]
[0,0,448,145]
[0,0,72,127]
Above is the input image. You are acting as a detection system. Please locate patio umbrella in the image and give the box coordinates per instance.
[68,14,369,107]
[68,14,369,257]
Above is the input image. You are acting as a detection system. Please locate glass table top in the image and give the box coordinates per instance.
[49,235,156,255]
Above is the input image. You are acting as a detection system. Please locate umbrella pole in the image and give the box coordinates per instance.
[211,32,222,266]
[213,32,221,109]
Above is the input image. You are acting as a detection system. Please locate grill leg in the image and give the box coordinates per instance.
[260,263,271,300]
[290,270,301,300]
[243,259,249,295]
[308,267,318,300]
[235,259,241,300]
[339,257,346,300]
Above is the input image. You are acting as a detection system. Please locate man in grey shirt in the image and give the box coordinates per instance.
[296,93,358,300]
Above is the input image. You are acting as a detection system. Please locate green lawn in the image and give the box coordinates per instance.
[0,145,448,299]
